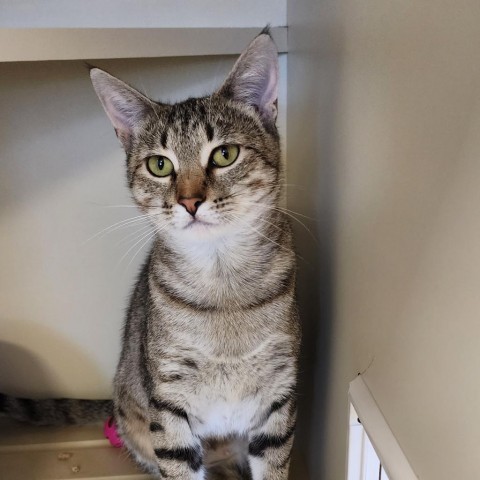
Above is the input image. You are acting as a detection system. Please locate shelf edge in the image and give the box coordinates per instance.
[0,27,287,62]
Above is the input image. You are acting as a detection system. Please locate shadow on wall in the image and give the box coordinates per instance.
[0,340,55,397]
[0,321,110,399]
[287,3,343,479]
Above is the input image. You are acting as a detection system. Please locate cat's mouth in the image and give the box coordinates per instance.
[185,218,215,229]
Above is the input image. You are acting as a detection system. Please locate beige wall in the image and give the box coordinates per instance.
[288,0,480,478]
[340,2,480,479]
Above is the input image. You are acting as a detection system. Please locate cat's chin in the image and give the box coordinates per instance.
[180,218,221,238]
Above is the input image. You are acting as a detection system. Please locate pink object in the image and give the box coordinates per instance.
[104,416,124,448]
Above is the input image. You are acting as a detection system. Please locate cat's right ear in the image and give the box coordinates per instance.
[90,68,156,151]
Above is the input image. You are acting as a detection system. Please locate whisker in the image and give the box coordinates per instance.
[116,225,160,269]
[229,213,290,253]
[82,214,153,245]
[97,205,160,210]
[97,205,145,209]
[126,230,158,269]
[229,212,306,263]
[229,199,319,244]
[114,223,153,248]
[273,208,319,246]
[228,182,305,200]
[275,205,316,221]
[230,186,315,215]
[231,194,317,221]
[234,182,306,190]
[243,213,284,232]
[224,207,282,231]
[126,223,168,269]
[228,185,274,199]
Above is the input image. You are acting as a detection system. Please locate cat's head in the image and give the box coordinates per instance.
[90,32,281,243]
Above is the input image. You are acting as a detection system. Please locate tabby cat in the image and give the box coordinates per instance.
[0,31,300,480]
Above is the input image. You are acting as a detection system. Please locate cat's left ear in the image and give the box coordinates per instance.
[90,68,156,151]
[217,31,278,125]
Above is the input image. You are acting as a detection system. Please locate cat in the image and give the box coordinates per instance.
[0,30,300,480]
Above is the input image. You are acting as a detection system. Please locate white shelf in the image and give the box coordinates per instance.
[0,27,287,62]
[0,419,150,478]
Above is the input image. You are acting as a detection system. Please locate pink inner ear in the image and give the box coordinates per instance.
[90,68,155,151]
[103,95,137,134]
[99,90,148,149]
[218,34,279,123]
[259,63,278,117]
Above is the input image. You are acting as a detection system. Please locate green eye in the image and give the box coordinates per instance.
[146,155,174,177]
[210,145,240,168]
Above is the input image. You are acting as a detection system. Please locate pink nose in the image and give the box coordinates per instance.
[178,197,204,216]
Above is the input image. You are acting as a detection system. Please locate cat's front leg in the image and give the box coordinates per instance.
[248,397,296,480]
[148,397,205,480]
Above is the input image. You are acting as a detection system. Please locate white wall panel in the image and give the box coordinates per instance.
[0,0,286,28]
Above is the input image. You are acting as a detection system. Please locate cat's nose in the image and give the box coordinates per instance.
[178,197,204,217]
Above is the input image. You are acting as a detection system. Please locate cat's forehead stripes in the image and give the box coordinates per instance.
[151,99,227,172]
[157,99,211,152]
[205,123,215,142]
[160,130,168,149]
[163,99,208,134]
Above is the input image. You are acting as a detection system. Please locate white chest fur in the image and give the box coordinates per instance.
[181,339,295,437]
[189,392,261,438]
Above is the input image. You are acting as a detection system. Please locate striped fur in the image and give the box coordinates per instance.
[1,31,300,480]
